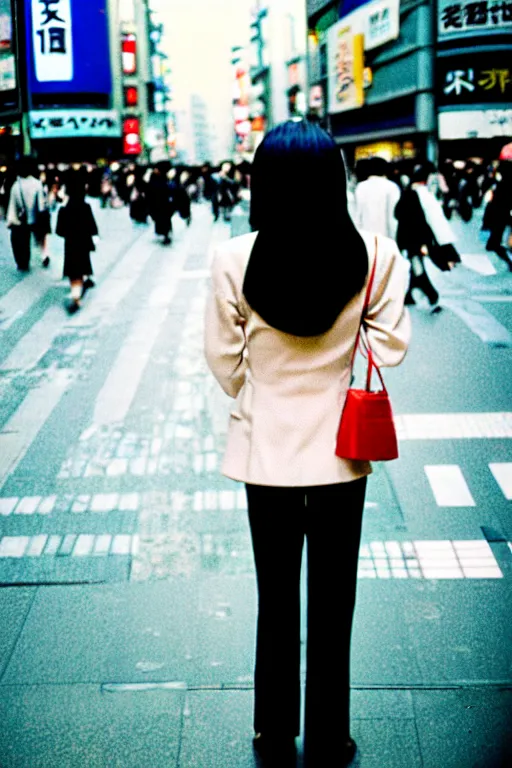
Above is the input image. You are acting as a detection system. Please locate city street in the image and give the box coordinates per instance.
[0,200,511,767]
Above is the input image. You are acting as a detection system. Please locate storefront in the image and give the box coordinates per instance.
[436,0,512,162]
[308,0,437,166]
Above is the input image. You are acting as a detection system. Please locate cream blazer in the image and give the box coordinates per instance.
[204,230,411,487]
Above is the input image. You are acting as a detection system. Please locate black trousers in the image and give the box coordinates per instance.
[405,252,439,305]
[10,226,32,271]
[246,477,367,759]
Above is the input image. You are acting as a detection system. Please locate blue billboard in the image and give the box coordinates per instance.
[25,0,112,103]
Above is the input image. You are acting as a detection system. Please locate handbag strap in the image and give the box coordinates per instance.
[349,236,378,370]
[350,236,388,393]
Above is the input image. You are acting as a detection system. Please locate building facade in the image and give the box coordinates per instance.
[307,0,512,165]
[436,0,512,161]
[0,0,22,162]
[307,0,437,165]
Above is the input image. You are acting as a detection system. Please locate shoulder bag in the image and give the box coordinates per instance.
[335,237,399,462]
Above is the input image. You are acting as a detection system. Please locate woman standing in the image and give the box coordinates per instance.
[204,121,410,767]
[56,173,98,314]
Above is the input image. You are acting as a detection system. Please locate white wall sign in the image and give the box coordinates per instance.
[31,0,73,82]
[364,0,400,50]
[439,109,512,139]
[438,0,512,39]
[29,109,121,139]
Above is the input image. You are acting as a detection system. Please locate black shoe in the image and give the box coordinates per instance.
[162,236,172,245]
[253,734,297,767]
[83,278,95,290]
[66,300,80,315]
[42,256,50,268]
[430,303,443,314]
[304,737,357,767]
[404,294,416,305]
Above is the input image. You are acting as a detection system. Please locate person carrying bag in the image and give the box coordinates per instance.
[205,120,411,768]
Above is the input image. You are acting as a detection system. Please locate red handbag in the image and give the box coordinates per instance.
[335,240,399,462]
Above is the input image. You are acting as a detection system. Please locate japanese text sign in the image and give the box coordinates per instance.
[328,20,364,113]
[438,0,512,39]
[31,0,73,82]
[437,52,512,105]
[29,109,121,138]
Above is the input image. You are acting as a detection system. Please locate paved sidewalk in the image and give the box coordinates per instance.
[0,202,511,767]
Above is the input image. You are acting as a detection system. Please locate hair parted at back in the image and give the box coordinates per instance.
[243,119,368,337]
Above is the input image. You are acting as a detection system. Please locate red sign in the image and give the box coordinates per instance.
[123,118,141,155]
[124,86,138,106]
[122,34,137,75]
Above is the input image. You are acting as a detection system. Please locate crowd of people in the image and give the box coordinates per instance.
[1,145,511,317]
[0,156,250,313]
[350,154,512,312]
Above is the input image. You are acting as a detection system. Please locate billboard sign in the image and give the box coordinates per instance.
[29,109,121,139]
[0,0,16,96]
[437,52,512,106]
[328,19,364,113]
[25,0,112,102]
[438,0,512,40]
[439,109,512,139]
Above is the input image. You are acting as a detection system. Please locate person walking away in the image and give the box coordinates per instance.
[395,164,460,311]
[177,170,192,225]
[353,156,401,239]
[56,173,98,314]
[129,169,149,225]
[146,164,174,245]
[204,120,411,768]
[211,162,237,222]
[6,156,50,272]
[481,161,512,270]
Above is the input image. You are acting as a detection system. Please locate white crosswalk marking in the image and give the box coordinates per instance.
[489,463,512,500]
[396,413,512,440]
[459,253,497,276]
[424,465,476,507]
[92,231,192,425]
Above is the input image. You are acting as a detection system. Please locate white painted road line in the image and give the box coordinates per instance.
[489,463,512,500]
[459,253,497,276]
[0,368,72,490]
[396,413,512,440]
[424,465,476,507]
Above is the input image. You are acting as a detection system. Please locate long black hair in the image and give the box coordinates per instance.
[243,120,368,337]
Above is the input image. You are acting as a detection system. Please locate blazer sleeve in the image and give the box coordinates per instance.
[204,248,248,398]
[363,235,411,368]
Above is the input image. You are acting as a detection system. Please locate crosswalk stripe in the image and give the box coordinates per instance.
[0,368,71,489]
[424,465,476,507]
[92,228,193,426]
[489,463,512,500]
[0,305,66,372]
[459,253,497,276]
[396,413,512,440]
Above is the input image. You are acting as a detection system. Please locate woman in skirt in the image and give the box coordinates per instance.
[56,172,98,314]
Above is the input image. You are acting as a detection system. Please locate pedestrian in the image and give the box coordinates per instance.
[146,163,174,245]
[204,120,411,768]
[6,156,51,272]
[395,164,460,311]
[129,169,149,225]
[56,172,98,314]
[211,162,237,222]
[482,161,512,270]
[353,156,401,239]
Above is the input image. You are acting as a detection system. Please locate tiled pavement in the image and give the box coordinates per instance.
[0,202,511,766]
